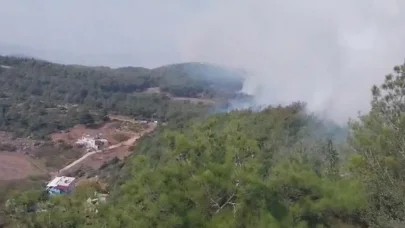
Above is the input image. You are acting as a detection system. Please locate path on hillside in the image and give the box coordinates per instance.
[57,121,157,175]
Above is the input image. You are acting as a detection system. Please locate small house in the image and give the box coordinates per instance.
[46,176,76,196]
[75,136,99,152]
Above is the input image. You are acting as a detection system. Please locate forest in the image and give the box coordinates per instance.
[0,56,243,138]
[6,60,405,228]
[4,61,405,227]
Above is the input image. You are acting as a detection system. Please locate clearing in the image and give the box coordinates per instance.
[50,122,134,146]
[82,121,156,170]
[0,115,156,181]
[0,131,46,181]
[0,152,44,181]
[53,117,157,175]
[171,96,216,105]
[143,87,216,105]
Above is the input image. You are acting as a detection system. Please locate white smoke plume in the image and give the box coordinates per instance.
[178,0,405,123]
[1,0,405,123]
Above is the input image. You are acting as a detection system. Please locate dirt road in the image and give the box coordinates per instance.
[57,121,157,174]
[58,150,99,174]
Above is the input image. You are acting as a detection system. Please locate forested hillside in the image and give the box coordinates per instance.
[0,56,243,138]
[5,62,405,227]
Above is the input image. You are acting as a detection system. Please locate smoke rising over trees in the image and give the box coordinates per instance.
[2,1,405,122]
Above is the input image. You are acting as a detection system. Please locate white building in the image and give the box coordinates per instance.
[75,136,108,152]
[75,136,98,151]
[46,176,76,195]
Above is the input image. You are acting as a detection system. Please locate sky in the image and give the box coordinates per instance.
[1,0,405,122]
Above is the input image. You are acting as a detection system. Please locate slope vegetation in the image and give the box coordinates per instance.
[7,62,405,228]
[7,102,365,228]
[5,61,405,228]
[0,56,243,138]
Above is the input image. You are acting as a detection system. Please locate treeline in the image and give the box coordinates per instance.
[0,57,243,98]
[0,56,242,138]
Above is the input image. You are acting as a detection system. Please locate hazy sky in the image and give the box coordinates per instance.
[1,0,405,122]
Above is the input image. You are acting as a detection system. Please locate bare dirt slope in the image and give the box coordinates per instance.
[84,122,156,169]
[56,118,157,175]
[0,116,156,180]
[50,122,132,146]
[0,131,46,181]
[0,152,44,180]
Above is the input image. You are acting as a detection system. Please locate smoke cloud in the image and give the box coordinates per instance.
[179,0,405,123]
[1,0,405,123]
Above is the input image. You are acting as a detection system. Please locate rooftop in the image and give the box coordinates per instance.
[47,176,76,188]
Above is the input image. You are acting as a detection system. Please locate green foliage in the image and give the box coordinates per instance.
[348,62,405,227]
[6,103,367,228]
[95,106,365,228]
[78,111,95,125]
[0,175,49,227]
[6,60,405,228]
[150,62,244,97]
[0,56,241,138]
[5,183,104,228]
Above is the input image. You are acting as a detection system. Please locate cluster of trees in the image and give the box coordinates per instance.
[151,63,245,97]
[0,56,242,138]
[5,61,405,227]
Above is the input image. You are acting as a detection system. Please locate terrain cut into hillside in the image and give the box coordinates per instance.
[0,115,157,181]
[51,115,157,176]
[0,132,45,181]
[0,152,43,181]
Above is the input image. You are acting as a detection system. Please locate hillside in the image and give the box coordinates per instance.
[0,56,244,138]
[5,62,405,228]
[3,57,405,227]
[0,102,383,227]
[149,62,245,97]
[0,56,247,226]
